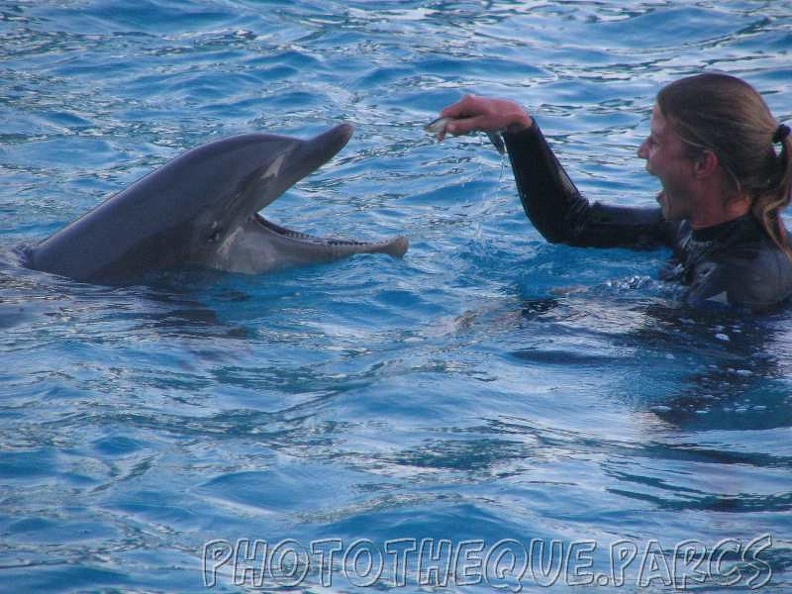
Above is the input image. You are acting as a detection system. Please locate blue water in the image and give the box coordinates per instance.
[2,1,791,592]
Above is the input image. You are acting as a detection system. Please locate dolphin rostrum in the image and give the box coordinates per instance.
[23,124,408,283]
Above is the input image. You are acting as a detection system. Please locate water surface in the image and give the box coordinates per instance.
[1,1,791,592]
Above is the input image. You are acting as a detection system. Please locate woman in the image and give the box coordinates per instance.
[436,73,792,310]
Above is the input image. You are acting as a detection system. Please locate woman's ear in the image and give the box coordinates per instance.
[694,149,719,178]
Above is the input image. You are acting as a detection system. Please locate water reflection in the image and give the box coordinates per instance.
[511,290,791,431]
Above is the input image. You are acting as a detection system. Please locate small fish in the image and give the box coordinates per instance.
[424,116,452,138]
[424,117,506,155]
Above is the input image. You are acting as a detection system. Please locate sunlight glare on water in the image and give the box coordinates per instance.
[1,1,791,592]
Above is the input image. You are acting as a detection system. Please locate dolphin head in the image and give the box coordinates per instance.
[179,124,356,263]
[26,124,408,282]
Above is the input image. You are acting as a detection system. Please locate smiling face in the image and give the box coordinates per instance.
[637,105,699,222]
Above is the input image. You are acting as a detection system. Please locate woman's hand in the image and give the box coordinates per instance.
[436,95,533,140]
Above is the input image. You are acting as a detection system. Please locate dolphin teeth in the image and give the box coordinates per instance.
[255,215,407,258]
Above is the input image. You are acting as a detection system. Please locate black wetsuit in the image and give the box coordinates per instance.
[503,121,792,310]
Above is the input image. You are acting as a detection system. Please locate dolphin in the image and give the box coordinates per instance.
[23,124,408,283]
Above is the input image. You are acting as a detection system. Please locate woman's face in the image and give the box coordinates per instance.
[638,105,698,222]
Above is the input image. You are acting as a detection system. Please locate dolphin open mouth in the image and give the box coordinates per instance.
[207,124,409,274]
[207,210,408,274]
[254,214,409,257]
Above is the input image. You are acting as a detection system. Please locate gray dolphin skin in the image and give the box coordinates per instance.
[24,124,408,283]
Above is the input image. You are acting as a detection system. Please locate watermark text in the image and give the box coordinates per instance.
[201,535,773,591]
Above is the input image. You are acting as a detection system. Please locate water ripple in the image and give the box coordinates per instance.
[2,1,791,592]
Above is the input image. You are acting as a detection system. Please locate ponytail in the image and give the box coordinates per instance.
[752,124,792,258]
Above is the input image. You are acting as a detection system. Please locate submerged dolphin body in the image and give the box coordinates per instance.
[24,124,407,283]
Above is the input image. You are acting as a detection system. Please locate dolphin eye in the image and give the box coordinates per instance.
[206,222,222,243]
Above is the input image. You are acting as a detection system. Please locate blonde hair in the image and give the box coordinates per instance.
[657,73,792,256]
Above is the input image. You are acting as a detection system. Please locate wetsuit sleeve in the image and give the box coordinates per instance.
[503,121,675,249]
